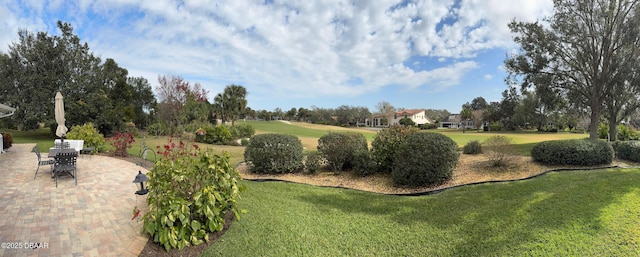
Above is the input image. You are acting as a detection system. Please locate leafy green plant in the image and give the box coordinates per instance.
[124,122,139,136]
[398,118,416,126]
[230,124,255,139]
[1,132,12,149]
[352,150,377,176]
[531,139,614,165]
[143,139,245,251]
[371,125,419,173]
[203,125,232,144]
[484,136,516,167]
[463,140,482,154]
[317,132,368,174]
[391,132,459,187]
[611,141,640,162]
[148,122,168,136]
[598,123,609,139]
[106,132,135,157]
[244,133,304,174]
[304,151,323,174]
[616,124,638,141]
[66,123,105,152]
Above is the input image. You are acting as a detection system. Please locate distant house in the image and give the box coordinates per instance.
[368,109,433,127]
[440,114,473,129]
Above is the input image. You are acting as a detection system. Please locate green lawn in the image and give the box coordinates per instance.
[236,121,588,155]
[202,168,640,256]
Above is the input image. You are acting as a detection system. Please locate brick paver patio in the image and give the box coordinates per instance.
[0,144,150,257]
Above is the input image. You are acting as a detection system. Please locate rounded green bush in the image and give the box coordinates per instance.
[611,141,640,162]
[66,122,106,152]
[391,132,459,187]
[371,125,419,173]
[244,133,304,174]
[531,139,613,165]
[463,140,482,154]
[304,151,323,174]
[317,132,368,174]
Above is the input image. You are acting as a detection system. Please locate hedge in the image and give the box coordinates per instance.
[531,139,613,165]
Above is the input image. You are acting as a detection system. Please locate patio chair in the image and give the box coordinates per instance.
[53,152,78,187]
[33,147,55,179]
[54,141,71,149]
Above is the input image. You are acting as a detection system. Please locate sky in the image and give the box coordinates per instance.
[0,0,554,114]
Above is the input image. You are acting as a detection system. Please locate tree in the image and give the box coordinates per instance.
[469,97,488,110]
[603,51,640,140]
[285,108,297,121]
[297,107,310,122]
[499,86,521,130]
[375,101,395,126]
[483,102,502,129]
[460,108,472,133]
[506,0,640,140]
[156,75,209,134]
[471,110,484,132]
[212,84,246,126]
[272,107,283,120]
[128,76,157,129]
[424,109,451,122]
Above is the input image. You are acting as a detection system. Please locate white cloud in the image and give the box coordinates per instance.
[484,74,493,80]
[2,0,554,106]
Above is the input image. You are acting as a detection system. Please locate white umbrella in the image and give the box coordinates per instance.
[55,92,68,138]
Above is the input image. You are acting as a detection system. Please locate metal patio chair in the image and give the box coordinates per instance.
[33,147,55,179]
[53,151,78,187]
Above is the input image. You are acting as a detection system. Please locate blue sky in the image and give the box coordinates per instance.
[0,0,553,113]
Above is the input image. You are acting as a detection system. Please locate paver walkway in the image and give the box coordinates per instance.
[0,144,150,257]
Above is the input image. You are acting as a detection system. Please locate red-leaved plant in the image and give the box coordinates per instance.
[107,132,135,157]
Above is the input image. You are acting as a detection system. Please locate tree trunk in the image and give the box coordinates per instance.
[608,122,617,142]
[589,104,600,140]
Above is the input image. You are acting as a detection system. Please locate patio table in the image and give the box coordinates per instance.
[48,148,77,158]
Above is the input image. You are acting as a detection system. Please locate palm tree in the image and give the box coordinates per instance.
[214,85,248,126]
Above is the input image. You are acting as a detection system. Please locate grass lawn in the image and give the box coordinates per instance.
[202,168,640,256]
[235,121,589,155]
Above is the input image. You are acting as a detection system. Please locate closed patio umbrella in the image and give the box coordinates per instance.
[55,92,68,138]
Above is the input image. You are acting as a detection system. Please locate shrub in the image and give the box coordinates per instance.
[371,125,419,173]
[484,136,516,167]
[598,123,608,139]
[352,150,377,176]
[144,139,245,251]
[317,132,368,174]
[66,123,106,152]
[531,139,613,165]
[617,124,638,141]
[203,125,232,144]
[463,140,482,154]
[1,132,12,149]
[240,138,249,146]
[398,118,416,126]
[391,133,459,187]
[419,123,438,130]
[148,122,168,136]
[489,122,502,131]
[244,133,304,174]
[107,132,135,157]
[304,151,323,174]
[231,124,255,139]
[125,122,139,136]
[611,141,640,162]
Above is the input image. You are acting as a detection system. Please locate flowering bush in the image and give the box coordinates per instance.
[107,132,135,157]
[144,139,245,251]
